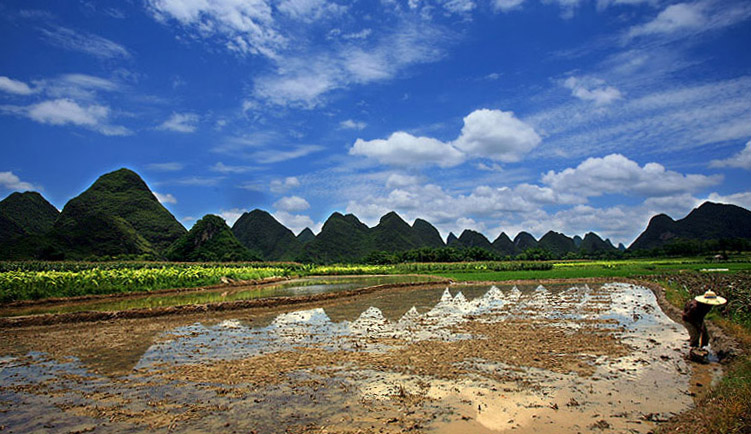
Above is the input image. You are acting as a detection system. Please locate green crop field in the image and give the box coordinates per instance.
[1,257,749,303]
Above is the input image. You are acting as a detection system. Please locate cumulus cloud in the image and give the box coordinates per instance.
[350,132,465,168]
[541,153,721,197]
[270,176,301,193]
[345,180,580,237]
[273,210,319,235]
[219,208,245,226]
[340,151,733,244]
[453,109,542,162]
[0,76,35,95]
[157,112,199,133]
[273,195,310,212]
[153,191,178,204]
[563,76,623,106]
[350,108,540,167]
[709,140,751,170]
[0,171,36,192]
[386,173,421,189]
[703,191,751,210]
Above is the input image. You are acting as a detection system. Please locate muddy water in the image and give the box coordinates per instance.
[0,282,703,433]
[0,275,442,317]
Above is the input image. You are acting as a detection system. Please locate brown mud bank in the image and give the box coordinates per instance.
[0,280,718,433]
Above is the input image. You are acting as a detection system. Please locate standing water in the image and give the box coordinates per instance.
[0,282,696,433]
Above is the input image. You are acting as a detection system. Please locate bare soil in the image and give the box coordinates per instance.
[0,280,729,433]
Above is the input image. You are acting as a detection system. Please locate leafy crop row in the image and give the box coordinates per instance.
[0,265,291,302]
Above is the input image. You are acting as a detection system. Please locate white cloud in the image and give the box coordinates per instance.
[273,195,310,212]
[146,0,283,59]
[252,145,324,163]
[629,3,705,37]
[153,191,178,204]
[210,162,256,173]
[147,162,184,172]
[4,98,131,136]
[453,109,542,162]
[270,176,301,193]
[386,173,421,189]
[219,208,245,226]
[161,176,225,186]
[276,0,346,21]
[157,112,199,133]
[27,99,103,126]
[627,1,751,40]
[704,191,751,210]
[339,119,367,130]
[0,171,36,192]
[250,21,447,107]
[0,77,35,95]
[39,26,130,59]
[273,210,319,235]
[146,1,454,108]
[59,74,120,91]
[345,181,579,237]
[350,108,540,167]
[709,140,751,170]
[528,77,751,159]
[542,153,721,197]
[563,76,623,106]
[351,132,465,168]
[492,0,526,12]
[443,0,476,13]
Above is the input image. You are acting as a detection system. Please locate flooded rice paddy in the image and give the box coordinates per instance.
[0,275,442,317]
[0,281,710,433]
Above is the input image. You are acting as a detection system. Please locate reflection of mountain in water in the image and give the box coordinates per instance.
[136,283,677,369]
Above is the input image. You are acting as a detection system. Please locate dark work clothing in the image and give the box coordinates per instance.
[682,300,713,347]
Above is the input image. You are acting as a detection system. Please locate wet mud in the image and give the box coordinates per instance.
[0,281,713,433]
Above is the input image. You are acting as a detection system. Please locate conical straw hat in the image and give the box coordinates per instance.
[695,290,727,306]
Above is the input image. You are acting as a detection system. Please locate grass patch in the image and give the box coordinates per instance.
[649,273,751,434]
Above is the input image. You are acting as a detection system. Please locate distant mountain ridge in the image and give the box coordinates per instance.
[0,168,749,262]
[629,202,751,250]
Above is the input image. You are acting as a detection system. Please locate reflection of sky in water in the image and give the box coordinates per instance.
[136,283,686,369]
[1,275,443,317]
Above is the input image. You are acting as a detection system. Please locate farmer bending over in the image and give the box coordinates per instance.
[681,290,727,348]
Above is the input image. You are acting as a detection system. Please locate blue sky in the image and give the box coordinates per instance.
[1,0,750,245]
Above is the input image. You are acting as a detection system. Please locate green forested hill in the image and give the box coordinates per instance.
[51,168,186,258]
[0,191,59,240]
[166,214,258,261]
[232,209,302,261]
[630,202,751,250]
